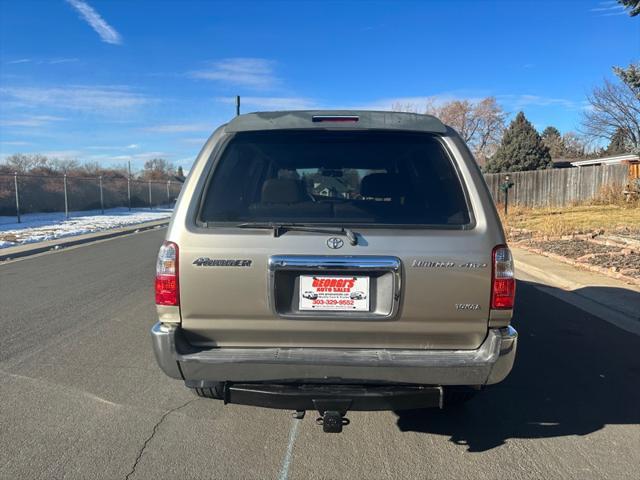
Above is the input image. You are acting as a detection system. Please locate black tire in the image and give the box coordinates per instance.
[192,383,225,400]
[443,387,479,407]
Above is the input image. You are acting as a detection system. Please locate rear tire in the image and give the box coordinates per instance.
[192,383,225,400]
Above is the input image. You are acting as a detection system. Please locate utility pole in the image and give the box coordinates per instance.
[14,172,20,223]
[127,161,132,211]
[235,95,241,116]
[63,174,69,218]
[99,176,104,214]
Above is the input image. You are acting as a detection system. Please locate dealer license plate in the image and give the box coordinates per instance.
[299,275,370,311]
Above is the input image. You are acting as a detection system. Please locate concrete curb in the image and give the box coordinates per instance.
[0,219,169,262]
[515,242,640,287]
[515,254,583,291]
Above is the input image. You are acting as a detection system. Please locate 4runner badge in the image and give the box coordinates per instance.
[192,258,252,267]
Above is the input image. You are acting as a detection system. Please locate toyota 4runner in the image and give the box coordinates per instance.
[151,111,517,432]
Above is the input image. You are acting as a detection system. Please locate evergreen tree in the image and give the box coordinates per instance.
[541,126,564,158]
[176,166,185,180]
[617,0,639,17]
[613,63,640,98]
[542,126,561,138]
[484,112,552,172]
[606,128,630,155]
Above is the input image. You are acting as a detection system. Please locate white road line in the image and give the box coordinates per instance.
[278,418,301,480]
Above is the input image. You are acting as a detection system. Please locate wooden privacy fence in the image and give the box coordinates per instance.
[483,164,630,208]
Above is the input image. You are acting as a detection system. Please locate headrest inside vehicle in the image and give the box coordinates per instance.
[261,178,307,204]
[360,173,401,198]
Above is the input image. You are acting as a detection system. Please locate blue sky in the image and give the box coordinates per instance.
[0,0,638,171]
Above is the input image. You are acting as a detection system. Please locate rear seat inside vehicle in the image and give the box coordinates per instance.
[246,172,465,224]
[332,172,403,221]
[248,174,411,222]
[248,178,332,219]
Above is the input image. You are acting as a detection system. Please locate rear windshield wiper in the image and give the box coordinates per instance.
[235,223,358,246]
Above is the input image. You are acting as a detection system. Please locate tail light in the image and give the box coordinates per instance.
[155,241,179,306]
[491,245,515,309]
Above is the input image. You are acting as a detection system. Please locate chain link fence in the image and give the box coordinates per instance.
[0,173,183,221]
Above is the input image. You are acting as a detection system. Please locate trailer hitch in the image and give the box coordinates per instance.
[223,383,443,433]
[313,399,352,433]
[316,411,350,433]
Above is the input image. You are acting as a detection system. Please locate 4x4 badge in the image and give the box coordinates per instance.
[326,237,344,249]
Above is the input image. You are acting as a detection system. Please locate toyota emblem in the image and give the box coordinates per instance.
[326,237,344,249]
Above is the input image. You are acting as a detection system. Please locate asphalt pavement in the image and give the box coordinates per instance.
[0,228,638,479]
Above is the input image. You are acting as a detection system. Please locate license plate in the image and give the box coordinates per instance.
[299,275,370,311]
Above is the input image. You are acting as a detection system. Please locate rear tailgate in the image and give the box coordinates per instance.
[172,125,503,351]
[179,229,493,350]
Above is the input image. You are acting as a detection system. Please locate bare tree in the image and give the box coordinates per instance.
[2,154,50,173]
[50,158,80,174]
[392,97,506,163]
[561,132,588,158]
[81,161,103,176]
[141,158,176,180]
[582,73,640,151]
[427,97,506,163]
[1,155,135,178]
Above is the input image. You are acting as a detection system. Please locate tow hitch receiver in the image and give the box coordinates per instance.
[316,411,349,433]
[224,383,443,433]
[313,399,352,433]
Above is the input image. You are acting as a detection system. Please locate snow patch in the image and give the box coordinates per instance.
[0,207,172,249]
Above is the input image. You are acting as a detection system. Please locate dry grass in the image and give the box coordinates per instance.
[500,204,640,237]
[590,182,638,206]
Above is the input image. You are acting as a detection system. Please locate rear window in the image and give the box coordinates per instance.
[198,130,471,227]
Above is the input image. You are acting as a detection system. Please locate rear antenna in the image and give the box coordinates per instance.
[235,95,241,116]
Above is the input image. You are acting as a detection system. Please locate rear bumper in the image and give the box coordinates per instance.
[227,383,444,412]
[151,323,517,386]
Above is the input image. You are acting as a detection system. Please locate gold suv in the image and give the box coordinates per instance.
[151,111,517,432]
